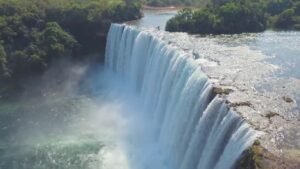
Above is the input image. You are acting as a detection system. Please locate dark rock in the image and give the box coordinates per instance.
[230,101,252,107]
[282,96,294,103]
[265,111,280,119]
[213,87,234,95]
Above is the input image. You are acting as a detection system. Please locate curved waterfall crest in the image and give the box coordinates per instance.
[105,23,258,169]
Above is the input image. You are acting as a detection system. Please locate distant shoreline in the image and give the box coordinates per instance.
[125,5,179,25]
[142,5,181,11]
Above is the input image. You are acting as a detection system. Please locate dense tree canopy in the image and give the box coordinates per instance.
[166,0,300,34]
[146,0,210,7]
[0,44,8,81]
[0,0,141,95]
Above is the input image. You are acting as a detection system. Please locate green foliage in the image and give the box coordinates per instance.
[192,10,217,33]
[274,8,295,29]
[294,1,300,15]
[166,0,300,34]
[0,0,141,92]
[217,2,266,33]
[166,8,218,33]
[0,44,8,81]
[166,9,194,32]
[265,0,294,16]
[42,22,77,58]
[146,0,211,7]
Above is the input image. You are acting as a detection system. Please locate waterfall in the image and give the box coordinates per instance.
[105,24,258,169]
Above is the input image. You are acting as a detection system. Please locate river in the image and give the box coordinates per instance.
[127,8,300,160]
[0,8,299,169]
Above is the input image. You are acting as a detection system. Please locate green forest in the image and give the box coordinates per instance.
[1,0,300,98]
[166,0,300,34]
[0,0,141,97]
[145,0,210,7]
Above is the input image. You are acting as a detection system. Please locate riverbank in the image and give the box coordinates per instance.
[140,29,300,168]
[142,5,181,10]
[166,0,300,34]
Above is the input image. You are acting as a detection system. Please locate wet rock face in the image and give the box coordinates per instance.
[143,28,300,166]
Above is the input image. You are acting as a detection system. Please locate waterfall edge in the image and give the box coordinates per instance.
[105,23,261,169]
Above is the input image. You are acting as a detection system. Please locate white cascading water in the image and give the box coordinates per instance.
[105,24,258,169]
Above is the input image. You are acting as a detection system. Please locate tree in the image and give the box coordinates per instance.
[275,8,295,29]
[266,0,294,16]
[191,10,217,33]
[42,22,78,58]
[166,0,267,34]
[166,8,194,32]
[217,2,266,33]
[0,0,142,92]
[0,44,8,80]
[294,1,300,15]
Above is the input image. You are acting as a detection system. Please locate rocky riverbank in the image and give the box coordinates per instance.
[139,27,300,168]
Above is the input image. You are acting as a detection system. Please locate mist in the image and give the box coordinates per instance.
[0,24,257,169]
[0,54,168,169]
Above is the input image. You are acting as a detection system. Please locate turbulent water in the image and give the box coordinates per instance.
[0,65,140,169]
[105,24,258,169]
[0,23,260,169]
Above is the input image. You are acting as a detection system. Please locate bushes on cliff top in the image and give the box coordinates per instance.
[166,0,300,34]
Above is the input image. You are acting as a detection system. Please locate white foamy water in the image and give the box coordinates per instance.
[104,24,258,169]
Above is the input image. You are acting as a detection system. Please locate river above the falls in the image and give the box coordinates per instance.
[129,9,300,83]
[127,9,300,160]
[130,9,300,114]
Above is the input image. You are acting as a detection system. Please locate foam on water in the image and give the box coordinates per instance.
[105,24,259,169]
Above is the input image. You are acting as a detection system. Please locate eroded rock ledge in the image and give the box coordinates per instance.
[236,141,300,169]
[141,27,300,168]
